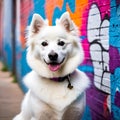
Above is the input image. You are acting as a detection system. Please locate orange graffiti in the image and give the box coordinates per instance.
[66,0,88,27]
[45,0,64,25]
[45,0,88,28]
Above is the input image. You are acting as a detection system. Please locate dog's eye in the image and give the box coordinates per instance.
[58,41,65,46]
[41,41,48,47]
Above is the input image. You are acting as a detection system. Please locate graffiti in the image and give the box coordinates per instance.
[84,2,111,119]
[45,0,88,27]
[110,0,120,119]
[87,4,110,94]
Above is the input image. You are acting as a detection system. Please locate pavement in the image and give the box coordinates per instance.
[0,62,24,120]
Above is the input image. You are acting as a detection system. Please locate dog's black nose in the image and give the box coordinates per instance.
[48,52,58,61]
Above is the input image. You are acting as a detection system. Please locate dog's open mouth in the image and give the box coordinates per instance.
[48,63,61,71]
[44,58,65,72]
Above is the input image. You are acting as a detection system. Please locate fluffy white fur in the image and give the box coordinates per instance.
[13,12,90,120]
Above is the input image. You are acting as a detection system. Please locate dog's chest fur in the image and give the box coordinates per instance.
[24,69,89,118]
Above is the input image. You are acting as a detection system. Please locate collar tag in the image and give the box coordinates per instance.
[67,75,73,89]
[50,74,74,90]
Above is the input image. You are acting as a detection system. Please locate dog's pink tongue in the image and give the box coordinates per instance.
[48,64,60,71]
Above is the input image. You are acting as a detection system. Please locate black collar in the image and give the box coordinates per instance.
[50,74,73,90]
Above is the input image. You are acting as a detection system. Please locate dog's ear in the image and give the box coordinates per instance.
[30,14,47,33]
[58,12,75,32]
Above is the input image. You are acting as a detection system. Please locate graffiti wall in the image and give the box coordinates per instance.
[110,0,120,119]
[1,0,120,119]
[2,0,13,69]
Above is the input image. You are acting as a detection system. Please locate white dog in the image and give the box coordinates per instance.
[13,12,90,120]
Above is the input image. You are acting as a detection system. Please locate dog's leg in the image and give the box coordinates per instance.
[62,92,85,120]
[13,91,32,120]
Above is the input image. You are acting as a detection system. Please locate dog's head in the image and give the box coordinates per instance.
[27,12,84,78]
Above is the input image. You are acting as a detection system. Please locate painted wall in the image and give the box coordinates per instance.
[110,0,120,119]
[2,0,13,69]
[0,0,120,119]
[15,0,32,92]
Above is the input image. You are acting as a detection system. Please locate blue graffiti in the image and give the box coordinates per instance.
[110,0,120,119]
